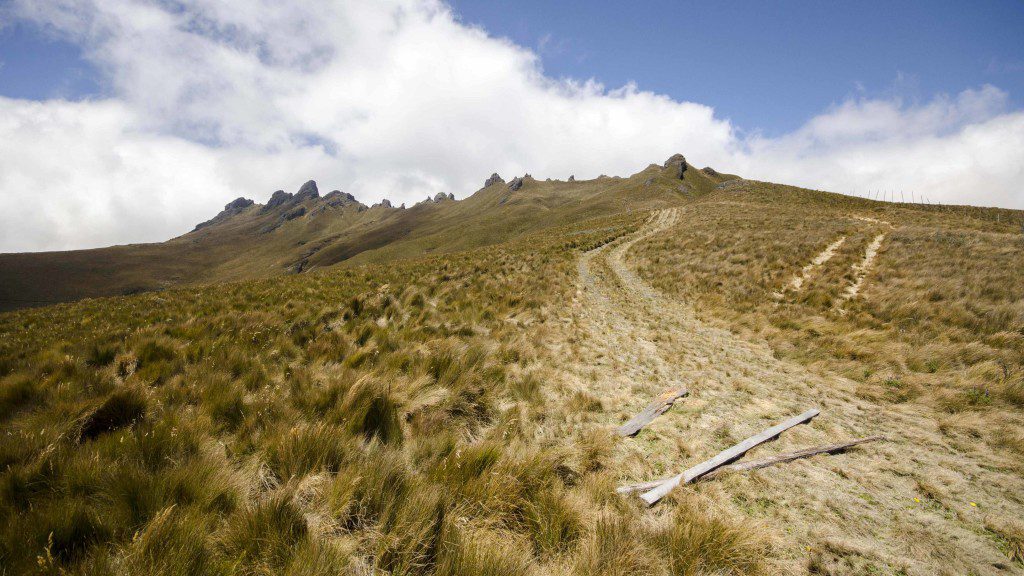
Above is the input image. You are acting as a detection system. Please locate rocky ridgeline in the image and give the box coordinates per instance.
[195,155,701,234]
[485,172,535,191]
[193,179,414,234]
[193,197,255,230]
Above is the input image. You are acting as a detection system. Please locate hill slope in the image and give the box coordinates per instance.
[0,155,726,311]
[1,161,1023,575]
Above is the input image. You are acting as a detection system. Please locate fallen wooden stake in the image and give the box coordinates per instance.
[639,408,820,505]
[617,435,879,494]
[616,386,688,437]
[617,478,669,495]
[700,435,884,480]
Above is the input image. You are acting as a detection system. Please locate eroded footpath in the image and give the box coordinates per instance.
[543,208,1024,575]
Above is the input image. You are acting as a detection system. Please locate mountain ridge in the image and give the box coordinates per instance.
[0,155,731,311]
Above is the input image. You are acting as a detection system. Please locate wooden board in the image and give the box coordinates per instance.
[701,435,884,480]
[618,435,882,494]
[639,408,820,505]
[616,386,688,437]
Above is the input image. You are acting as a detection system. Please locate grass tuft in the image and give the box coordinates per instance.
[338,377,403,445]
[79,387,147,442]
[218,493,308,572]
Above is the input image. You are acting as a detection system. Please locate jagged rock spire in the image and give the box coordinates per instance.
[295,180,320,200]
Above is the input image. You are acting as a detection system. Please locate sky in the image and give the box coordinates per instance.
[0,0,1022,252]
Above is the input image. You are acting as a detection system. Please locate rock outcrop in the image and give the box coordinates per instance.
[224,197,254,212]
[263,190,293,211]
[485,173,504,187]
[294,180,320,201]
[664,154,687,179]
[715,179,747,191]
[568,175,575,182]
[508,177,524,192]
[323,190,358,207]
[283,206,306,221]
[192,197,255,231]
[701,166,720,177]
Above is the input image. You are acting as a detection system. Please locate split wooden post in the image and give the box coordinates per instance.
[699,435,884,480]
[639,408,820,505]
[616,386,688,437]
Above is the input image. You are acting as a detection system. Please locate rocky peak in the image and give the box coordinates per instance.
[664,154,688,179]
[663,153,686,167]
[377,199,393,208]
[263,190,293,211]
[508,176,526,192]
[192,197,254,231]
[294,180,320,201]
[485,173,504,187]
[224,197,254,211]
[323,190,359,207]
[432,192,456,202]
[568,175,575,182]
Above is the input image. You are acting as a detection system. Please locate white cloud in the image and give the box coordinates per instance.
[1,0,1022,252]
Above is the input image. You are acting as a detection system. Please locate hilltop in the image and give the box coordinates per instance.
[0,155,729,311]
[1,156,1023,575]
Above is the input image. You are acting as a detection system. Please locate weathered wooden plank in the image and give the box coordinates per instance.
[617,434,881,494]
[639,408,820,505]
[616,478,667,495]
[616,386,689,437]
[700,435,884,480]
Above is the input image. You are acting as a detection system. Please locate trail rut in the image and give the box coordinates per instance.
[773,235,847,298]
[837,232,887,312]
[548,208,1024,575]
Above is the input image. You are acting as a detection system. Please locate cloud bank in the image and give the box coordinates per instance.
[2,0,1022,252]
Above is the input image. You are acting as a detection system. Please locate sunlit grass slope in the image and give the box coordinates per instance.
[634,181,1024,449]
[0,207,770,575]
[0,158,727,311]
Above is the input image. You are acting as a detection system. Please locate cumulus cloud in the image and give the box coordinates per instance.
[1,0,1022,252]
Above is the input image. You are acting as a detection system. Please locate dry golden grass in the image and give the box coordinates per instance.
[544,197,1024,574]
[634,183,1024,428]
[0,203,772,575]
[4,172,1021,575]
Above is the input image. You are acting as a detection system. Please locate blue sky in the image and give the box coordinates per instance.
[0,0,1023,252]
[449,0,1024,135]
[5,1,1023,136]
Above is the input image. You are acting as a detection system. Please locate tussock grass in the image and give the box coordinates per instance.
[78,387,147,441]
[985,516,1024,565]
[219,493,309,572]
[634,184,1024,427]
[0,206,791,574]
[573,513,656,576]
[654,495,767,576]
[338,376,403,444]
[266,423,354,480]
[123,505,226,576]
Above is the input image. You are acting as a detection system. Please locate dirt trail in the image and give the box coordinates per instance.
[837,233,886,312]
[548,209,1024,575]
[773,235,847,298]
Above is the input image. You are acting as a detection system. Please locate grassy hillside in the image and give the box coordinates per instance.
[3,165,1023,575]
[1,211,779,576]
[633,181,1024,420]
[0,157,726,312]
